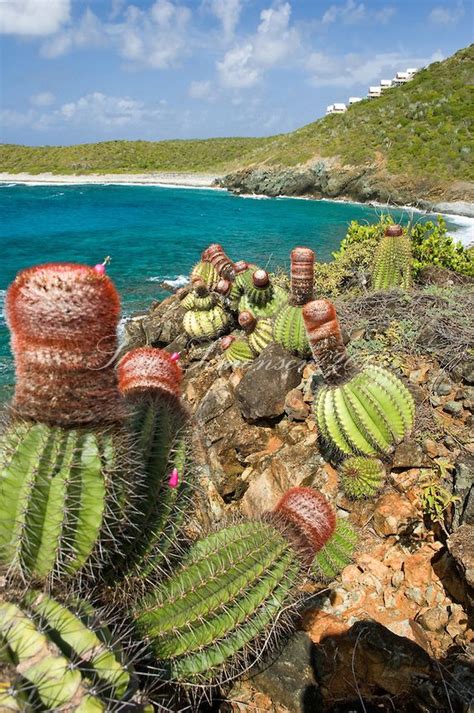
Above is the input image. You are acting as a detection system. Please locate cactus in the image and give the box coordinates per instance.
[372,225,412,291]
[0,263,138,581]
[201,244,235,280]
[311,519,357,580]
[315,364,415,456]
[182,284,230,341]
[303,299,350,382]
[273,248,314,357]
[222,337,255,364]
[339,456,385,499]
[117,348,191,578]
[190,261,220,291]
[238,270,288,318]
[0,592,131,711]
[237,311,273,356]
[134,488,354,687]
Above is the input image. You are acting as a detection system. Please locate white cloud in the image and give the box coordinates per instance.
[322,0,365,25]
[217,2,299,89]
[30,92,55,107]
[56,92,164,128]
[188,80,213,99]
[0,108,35,128]
[429,2,464,25]
[41,8,104,58]
[0,0,70,36]
[306,50,443,88]
[374,7,396,24]
[203,0,242,41]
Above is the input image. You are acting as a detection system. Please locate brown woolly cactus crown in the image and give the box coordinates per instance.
[118,347,183,400]
[6,262,123,425]
[201,243,235,280]
[302,298,349,382]
[252,269,270,288]
[385,224,404,237]
[290,247,315,305]
[238,310,257,332]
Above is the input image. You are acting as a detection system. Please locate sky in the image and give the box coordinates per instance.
[0,0,472,146]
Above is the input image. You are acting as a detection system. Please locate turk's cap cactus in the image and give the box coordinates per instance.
[302,299,349,382]
[252,269,270,288]
[201,244,235,279]
[290,247,315,305]
[216,278,231,295]
[385,224,403,236]
[118,347,183,400]
[238,310,257,332]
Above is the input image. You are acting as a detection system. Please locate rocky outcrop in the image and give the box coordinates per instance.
[217,160,474,212]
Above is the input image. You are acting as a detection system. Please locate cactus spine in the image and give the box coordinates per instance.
[372,224,412,291]
[339,456,385,499]
[135,488,355,686]
[190,261,220,291]
[201,244,235,280]
[0,593,131,711]
[311,519,357,580]
[238,270,288,318]
[222,337,255,364]
[182,285,230,341]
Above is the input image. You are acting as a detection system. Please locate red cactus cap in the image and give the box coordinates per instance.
[302,299,343,345]
[238,311,256,332]
[216,279,231,295]
[201,243,223,262]
[6,262,120,348]
[290,247,315,305]
[118,347,183,399]
[233,260,248,274]
[385,224,403,237]
[252,269,269,288]
[273,487,336,565]
[220,334,236,351]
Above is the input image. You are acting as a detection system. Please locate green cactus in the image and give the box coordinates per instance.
[311,519,357,581]
[339,456,385,499]
[273,304,311,358]
[134,487,356,687]
[180,292,215,312]
[183,304,230,340]
[224,338,255,364]
[372,226,412,291]
[190,261,220,291]
[238,285,287,319]
[0,593,131,711]
[315,364,415,456]
[248,318,273,355]
[0,421,136,581]
[228,268,253,311]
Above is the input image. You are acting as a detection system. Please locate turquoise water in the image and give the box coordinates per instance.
[0,183,464,389]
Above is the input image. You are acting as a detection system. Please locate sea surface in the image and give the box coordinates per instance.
[0,183,470,392]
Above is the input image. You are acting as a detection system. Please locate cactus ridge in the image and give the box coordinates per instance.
[339,456,385,499]
[0,594,131,711]
[181,292,215,312]
[134,522,300,685]
[183,305,229,340]
[315,365,415,456]
[238,285,288,318]
[190,261,220,290]
[273,304,311,357]
[224,339,255,364]
[372,233,412,291]
[0,421,137,582]
[242,280,274,308]
[311,519,357,581]
[248,319,273,355]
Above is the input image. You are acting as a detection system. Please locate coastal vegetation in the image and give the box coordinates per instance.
[1,45,472,187]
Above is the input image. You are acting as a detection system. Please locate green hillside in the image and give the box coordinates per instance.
[1,44,472,181]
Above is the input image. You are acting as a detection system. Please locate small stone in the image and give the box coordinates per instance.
[304,611,348,643]
[461,359,474,384]
[406,587,424,605]
[447,525,474,588]
[423,438,450,459]
[284,388,309,421]
[393,440,423,468]
[392,570,405,588]
[373,492,419,536]
[389,468,420,491]
[435,380,453,396]
[418,607,449,632]
[443,400,463,417]
[403,549,434,588]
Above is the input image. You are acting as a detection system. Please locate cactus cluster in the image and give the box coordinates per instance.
[238,269,288,318]
[372,224,412,291]
[182,284,230,341]
[273,248,315,358]
[1,260,360,710]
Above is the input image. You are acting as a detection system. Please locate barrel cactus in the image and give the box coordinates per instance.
[0,592,133,711]
[201,243,235,281]
[303,299,415,456]
[134,487,356,688]
[237,311,273,356]
[221,335,255,364]
[339,456,385,499]
[238,269,288,318]
[182,285,230,341]
[372,224,412,291]
[273,248,315,358]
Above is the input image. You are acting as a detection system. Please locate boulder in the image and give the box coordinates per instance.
[236,344,303,421]
[453,454,474,527]
[393,440,423,468]
[448,525,474,589]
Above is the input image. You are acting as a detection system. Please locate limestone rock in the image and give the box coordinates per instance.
[236,344,303,421]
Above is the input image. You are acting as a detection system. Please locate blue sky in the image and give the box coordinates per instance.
[0,0,472,145]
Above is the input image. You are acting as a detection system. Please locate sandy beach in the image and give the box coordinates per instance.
[0,172,220,188]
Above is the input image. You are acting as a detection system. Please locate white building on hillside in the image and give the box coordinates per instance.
[326,104,334,114]
[368,86,382,99]
[326,103,347,114]
[348,96,362,105]
[380,79,393,91]
[392,71,409,85]
[406,67,419,77]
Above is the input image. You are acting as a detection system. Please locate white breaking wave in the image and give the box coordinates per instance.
[147,274,189,289]
[444,214,474,247]
[0,290,6,326]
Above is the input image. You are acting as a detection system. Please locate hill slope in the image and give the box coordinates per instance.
[0,45,472,202]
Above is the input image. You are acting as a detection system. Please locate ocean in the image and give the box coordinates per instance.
[0,182,471,393]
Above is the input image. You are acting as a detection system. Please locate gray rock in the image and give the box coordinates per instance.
[461,359,474,385]
[236,343,303,421]
[435,379,452,396]
[448,525,474,588]
[250,632,321,712]
[443,400,463,416]
[453,455,474,527]
[393,440,423,468]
